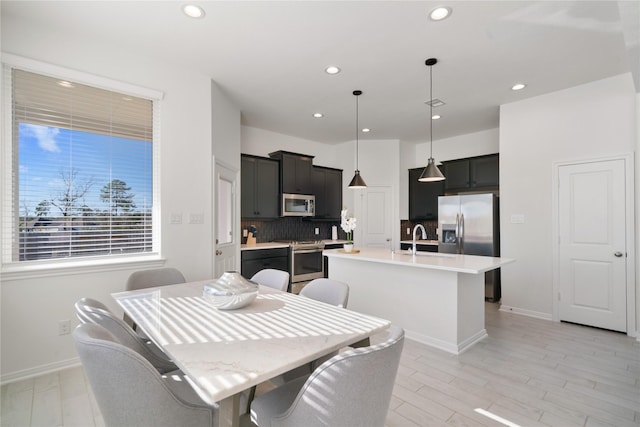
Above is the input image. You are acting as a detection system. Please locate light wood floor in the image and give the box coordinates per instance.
[2,303,639,427]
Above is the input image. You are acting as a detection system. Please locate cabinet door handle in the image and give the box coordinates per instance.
[614,252,623,257]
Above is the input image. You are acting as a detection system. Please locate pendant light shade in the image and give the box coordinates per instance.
[418,58,445,182]
[348,90,367,189]
[348,170,367,188]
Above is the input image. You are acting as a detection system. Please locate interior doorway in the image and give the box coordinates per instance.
[355,185,393,249]
[214,160,239,277]
[553,154,635,334]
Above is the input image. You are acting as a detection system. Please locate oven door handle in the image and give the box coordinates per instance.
[293,248,324,254]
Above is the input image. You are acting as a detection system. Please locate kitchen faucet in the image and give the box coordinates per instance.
[412,224,427,255]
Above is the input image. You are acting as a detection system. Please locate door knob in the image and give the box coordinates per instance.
[614,252,623,257]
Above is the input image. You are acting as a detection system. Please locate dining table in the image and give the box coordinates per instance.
[112,279,391,427]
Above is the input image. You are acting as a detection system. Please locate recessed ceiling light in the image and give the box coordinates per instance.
[511,83,526,91]
[432,115,441,120]
[362,128,370,133]
[429,7,452,21]
[325,66,341,75]
[57,80,74,88]
[313,113,324,118]
[183,4,205,18]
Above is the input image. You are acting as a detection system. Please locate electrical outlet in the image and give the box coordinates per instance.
[406,227,410,235]
[314,228,319,235]
[170,213,182,224]
[58,319,71,335]
[243,229,248,237]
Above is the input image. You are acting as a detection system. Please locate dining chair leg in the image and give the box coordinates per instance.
[245,386,256,415]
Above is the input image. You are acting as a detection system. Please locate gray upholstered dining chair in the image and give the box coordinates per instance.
[74,297,177,374]
[124,267,186,330]
[74,323,221,427]
[273,278,351,384]
[250,268,289,292]
[299,278,349,308]
[249,325,405,427]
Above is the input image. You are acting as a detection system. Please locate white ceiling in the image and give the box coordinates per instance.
[2,1,636,144]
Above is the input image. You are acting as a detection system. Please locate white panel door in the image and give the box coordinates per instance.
[214,162,239,276]
[558,159,627,332]
[360,186,392,249]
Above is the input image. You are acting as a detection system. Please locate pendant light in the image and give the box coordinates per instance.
[348,90,367,189]
[419,58,446,182]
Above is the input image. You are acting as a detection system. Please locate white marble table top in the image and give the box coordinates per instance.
[324,247,515,274]
[112,281,390,406]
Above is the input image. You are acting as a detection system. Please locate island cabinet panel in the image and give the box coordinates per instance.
[443,154,499,192]
[408,167,445,220]
[312,166,343,220]
[241,247,290,280]
[269,151,314,195]
[241,155,279,219]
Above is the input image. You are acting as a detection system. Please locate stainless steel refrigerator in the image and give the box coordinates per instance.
[438,193,501,301]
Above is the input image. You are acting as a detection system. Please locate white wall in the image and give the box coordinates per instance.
[241,126,340,168]
[499,73,637,319]
[1,16,219,381]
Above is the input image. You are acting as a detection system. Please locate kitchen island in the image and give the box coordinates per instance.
[324,247,514,354]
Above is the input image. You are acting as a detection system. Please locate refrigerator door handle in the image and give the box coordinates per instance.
[459,213,465,254]
[455,213,460,253]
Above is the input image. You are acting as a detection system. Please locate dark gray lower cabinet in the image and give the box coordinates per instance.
[400,243,438,253]
[241,248,289,282]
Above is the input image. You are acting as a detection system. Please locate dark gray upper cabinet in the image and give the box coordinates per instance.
[408,167,444,220]
[269,151,314,194]
[241,155,279,219]
[312,166,342,220]
[443,154,499,192]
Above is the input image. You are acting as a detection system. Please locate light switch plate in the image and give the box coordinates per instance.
[511,214,525,224]
[189,213,204,224]
[170,213,182,224]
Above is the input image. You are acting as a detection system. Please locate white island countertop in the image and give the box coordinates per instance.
[323,247,514,274]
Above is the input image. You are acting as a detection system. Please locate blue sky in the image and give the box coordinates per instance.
[19,123,152,216]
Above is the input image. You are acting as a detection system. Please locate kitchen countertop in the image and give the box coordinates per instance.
[241,242,290,251]
[324,246,514,274]
[241,239,349,250]
[322,239,349,245]
[400,239,439,245]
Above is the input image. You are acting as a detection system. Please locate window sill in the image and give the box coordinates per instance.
[0,253,165,281]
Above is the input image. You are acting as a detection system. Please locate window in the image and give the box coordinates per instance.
[2,64,160,264]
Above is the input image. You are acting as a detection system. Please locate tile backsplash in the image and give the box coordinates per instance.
[241,218,343,243]
[400,219,438,241]
[240,218,438,244]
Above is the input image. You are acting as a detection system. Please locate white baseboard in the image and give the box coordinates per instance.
[1,357,81,386]
[499,305,553,321]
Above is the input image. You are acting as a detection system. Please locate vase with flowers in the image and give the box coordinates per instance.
[340,208,357,252]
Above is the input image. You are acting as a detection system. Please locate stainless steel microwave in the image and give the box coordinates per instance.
[282,193,315,217]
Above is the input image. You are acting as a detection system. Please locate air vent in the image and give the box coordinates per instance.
[425,98,445,107]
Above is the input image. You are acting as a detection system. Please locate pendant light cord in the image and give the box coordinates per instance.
[429,62,433,159]
[355,93,359,170]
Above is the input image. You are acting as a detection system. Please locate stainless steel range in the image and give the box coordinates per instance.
[276,240,325,293]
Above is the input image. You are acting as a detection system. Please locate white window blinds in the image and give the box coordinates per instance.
[4,67,157,262]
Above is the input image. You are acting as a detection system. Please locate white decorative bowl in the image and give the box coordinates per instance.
[203,271,258,310]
